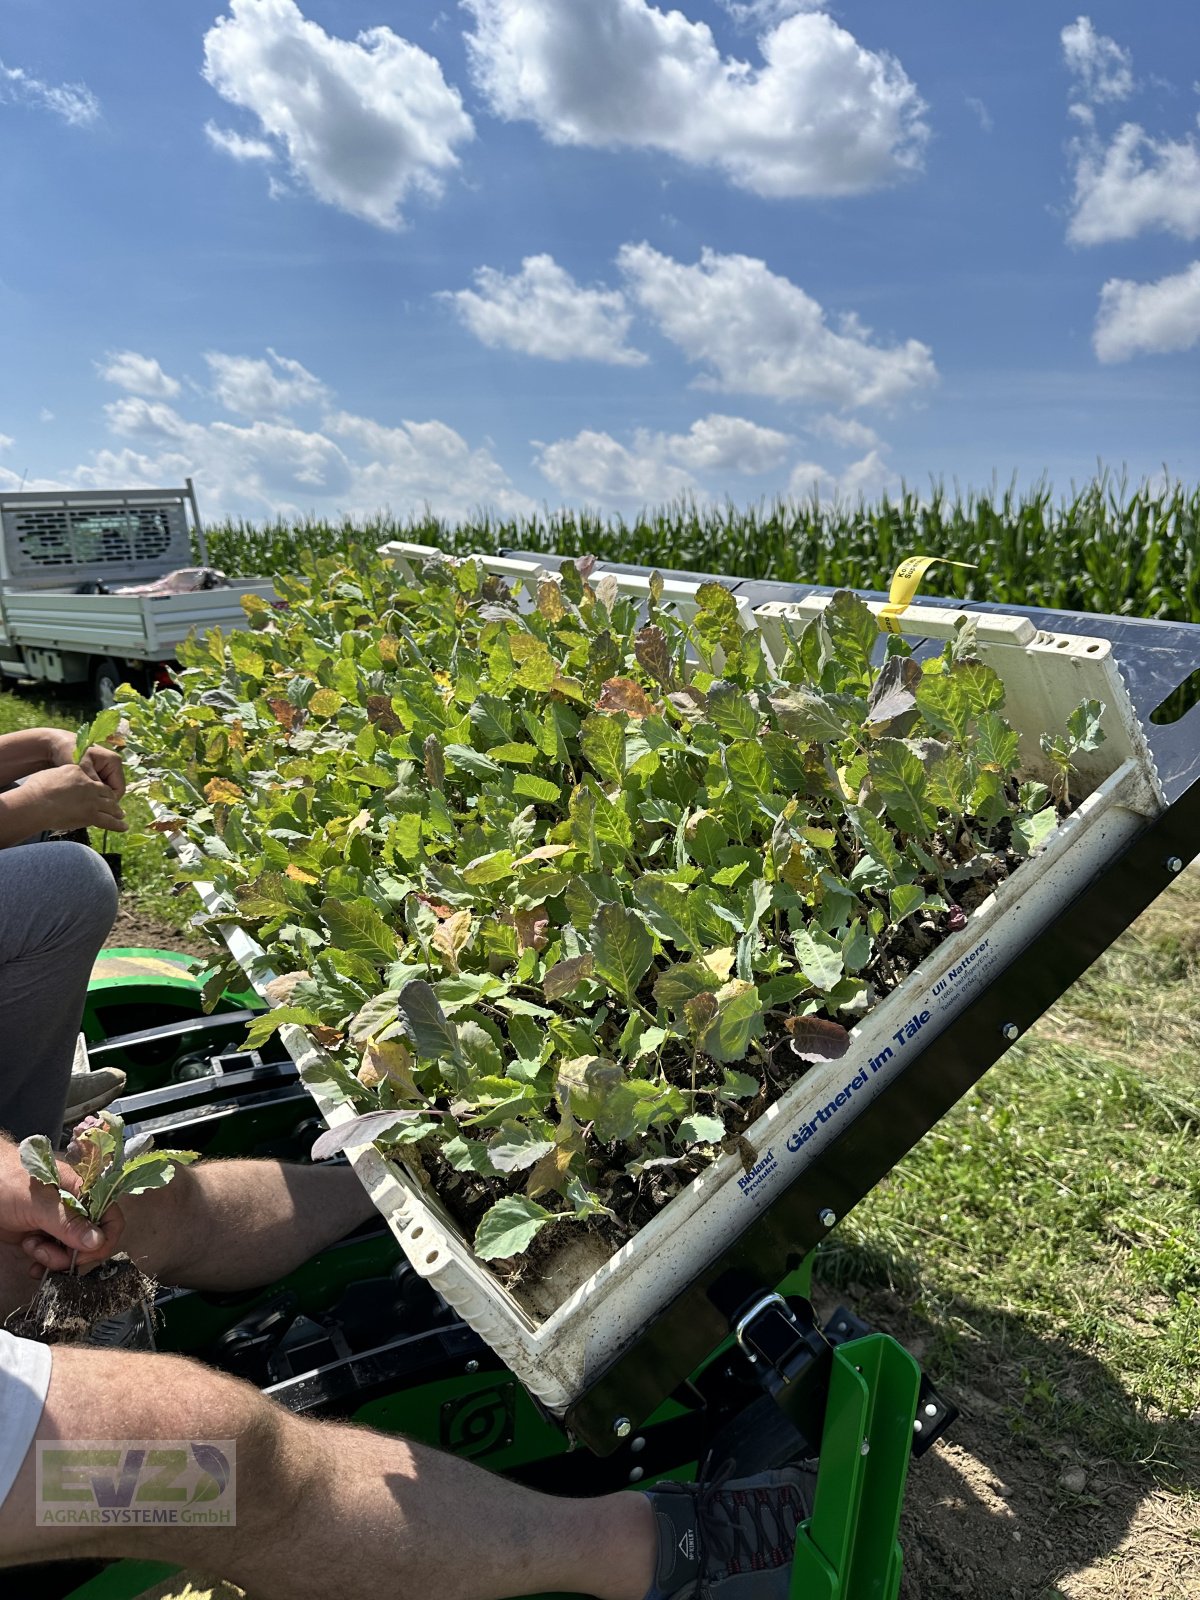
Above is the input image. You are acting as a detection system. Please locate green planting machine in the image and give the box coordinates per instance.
[28,551,1200,1600]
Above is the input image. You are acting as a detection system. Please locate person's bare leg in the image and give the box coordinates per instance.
[3,1161,376,1319]
[0,1345,658,1600]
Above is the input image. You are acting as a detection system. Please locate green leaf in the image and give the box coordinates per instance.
[1067,698,1106,752]
[102,1148,199,1204]
[822,590,877,688]
[869,739,936,837]
[396,980,460,1060]
[589,902,654,1002]
[245,1005,322,1051]
[706,681,759,740]
[462,850,516,886]
[512,772,562,805]
[543,952,596,1002]
[889,883,925,923]
[677,1113,726,1145]
[1011,806,1059,855]
[768,687,851,744]
[633,875,703,954]
[791,928,844,991]
[695,980,764,1064]
[474,1196,556,1260]
[580,713,626,785]
[724,741,775,806]
[488,1122,555,1174]
[321,897,398,966]
[974,712,1020,773]
[18,1135,64,1190]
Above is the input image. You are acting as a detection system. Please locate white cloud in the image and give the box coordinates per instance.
[965,96,992,133]
[463,0,927,198]
[787,448,893,501]
[716,2,822,25]
[1068,122,1200,244]
[202,0,474,228]
[66,350,533,522]
[536,430,696,503]
[205,348,328,417]
[324,411,534,518]
[84,396,531,522]
[0,58,99,126]
[618,243,937,407]
[97,350,182,399]
[0,434,13,453]
[811,414,882,452]
[1093,261,1200,361]
[203,120,275,162]
[1061,17,1133,104]
[442,254,647,365]
[536,413,792,503]
[668,414,792,474]
[38,409,55,424]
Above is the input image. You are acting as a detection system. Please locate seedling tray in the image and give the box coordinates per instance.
[191,552,1167,1426]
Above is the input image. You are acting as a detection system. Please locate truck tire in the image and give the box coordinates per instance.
[90,658,127,710]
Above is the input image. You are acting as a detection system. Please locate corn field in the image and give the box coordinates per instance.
[198,473,1200,625]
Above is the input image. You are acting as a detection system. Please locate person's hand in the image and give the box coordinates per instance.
[78,745,127,798]
[0,1137,125,1280]
[16,764,128,833]
[42,728,127,798]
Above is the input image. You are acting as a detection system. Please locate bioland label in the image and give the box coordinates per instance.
[35,1441,236,1526]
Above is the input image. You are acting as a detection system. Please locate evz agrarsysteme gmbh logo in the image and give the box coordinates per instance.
[35,1440,236,1527]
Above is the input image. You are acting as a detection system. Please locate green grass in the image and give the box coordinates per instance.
[200,471,1200,625]
[817,870,1200,1487]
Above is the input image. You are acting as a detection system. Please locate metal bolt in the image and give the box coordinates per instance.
[630,1437,646,1455]
[913,1419,923,1433]
[1166,856,1184,874]
[925,1402,938,1417]
[860,1440,870,1456]
[613,1416,632,1439]
[819,1208,837,1228]
[1001,1022,1020,1042]
[465,1360,480,1374]
[628,1466,644,1483]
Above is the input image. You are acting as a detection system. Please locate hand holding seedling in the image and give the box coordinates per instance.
[0,1131,118,1279]
[13,1112,196,1279]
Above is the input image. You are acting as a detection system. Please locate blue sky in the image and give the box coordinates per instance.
[1,1,1198,523]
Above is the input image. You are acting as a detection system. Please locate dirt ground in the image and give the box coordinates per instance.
[106,901,207,957]
[813,1286,1200,1600]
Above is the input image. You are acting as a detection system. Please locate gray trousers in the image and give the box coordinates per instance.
[0,842,118,1142]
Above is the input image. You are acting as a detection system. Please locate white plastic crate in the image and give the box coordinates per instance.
[189,560,1164,1416]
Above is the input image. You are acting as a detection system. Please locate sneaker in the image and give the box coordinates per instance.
[63,1066,127,1122]
[645,1461,815,1598]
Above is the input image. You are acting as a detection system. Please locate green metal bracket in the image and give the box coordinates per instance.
[790,1333,921,1600]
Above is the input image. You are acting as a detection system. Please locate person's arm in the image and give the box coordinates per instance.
[0,728,128,847]
[0,728,127,795]
[0,730,67,788]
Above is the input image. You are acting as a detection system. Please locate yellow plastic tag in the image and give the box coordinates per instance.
[878,555,976,634]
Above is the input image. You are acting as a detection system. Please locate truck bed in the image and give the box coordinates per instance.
[0,581,278,664]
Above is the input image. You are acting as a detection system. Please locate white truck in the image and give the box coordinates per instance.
[0,482,276,705]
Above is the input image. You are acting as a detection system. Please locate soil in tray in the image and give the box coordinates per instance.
[406,836,1026,1316]
[7,1255,156,1345]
